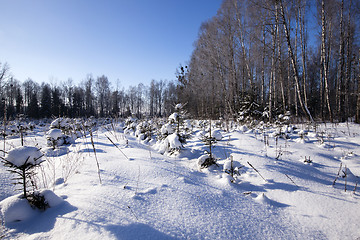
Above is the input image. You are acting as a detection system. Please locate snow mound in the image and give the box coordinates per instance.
[40,190,64,207]
[212,130,223,140]
[255,193,272,205]
[5,146,43,167]
[0,194,37,223]
[0,190,64,224]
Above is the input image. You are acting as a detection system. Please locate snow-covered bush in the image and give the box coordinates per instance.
[135,120,154,141]
[156,104,191,155]
[1,146,43,200]
[198,120,219,169]
[223,156,242,181]
[297,130,309,143]
[0,190,63,223]
[123,116,137,134]
[50,117,73,132]
[46,128,74,149]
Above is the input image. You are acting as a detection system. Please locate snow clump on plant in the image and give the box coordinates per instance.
[5,146,43,167]
[46,128,74,149]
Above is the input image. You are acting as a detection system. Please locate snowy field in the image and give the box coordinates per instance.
[1,119,360,239]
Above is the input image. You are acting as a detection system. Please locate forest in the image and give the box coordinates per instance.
[0,0,360,124]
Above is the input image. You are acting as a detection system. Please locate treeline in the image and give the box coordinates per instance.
[2,0,360,123]
[0,63,177,120]
[177,0,360,122]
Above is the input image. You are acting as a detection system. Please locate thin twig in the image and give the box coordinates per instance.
[247,161,266,182]
[353,177,358,194]
[127,206,139,221]
[105,134,130,160]
[344,166,347,192]
[285,173,299,187]
[89,129,102,184]
[332,162,342,186]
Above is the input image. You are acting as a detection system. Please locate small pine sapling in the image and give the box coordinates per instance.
[223,155,242,182]
[1,146,48,209]
[162,103,191,155]
[198,120,218,168]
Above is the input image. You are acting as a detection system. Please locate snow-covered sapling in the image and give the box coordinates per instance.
[135,120,154,141]
[223,155,242,181]
[1,146,46,207]
[198,120,221,169]
[46,128,73,149]
[169,103,191,144]
[123,116,137,134]
[158,103,191,155]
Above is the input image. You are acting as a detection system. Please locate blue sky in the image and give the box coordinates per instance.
[0,0,222,88]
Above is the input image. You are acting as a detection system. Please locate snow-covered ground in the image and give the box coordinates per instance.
[1,121,360,239]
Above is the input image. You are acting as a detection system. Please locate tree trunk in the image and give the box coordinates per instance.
[356,49,360,123]
[337,0,345,121]
[278,0,313,122]
[321,0,333,122]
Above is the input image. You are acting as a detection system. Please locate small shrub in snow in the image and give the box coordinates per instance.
[0,190,63,223]
[123,116,137,133]
[272,127,290,140]
[50,117,74,134]
[198,120,218,169]
[223,156,242,181]
[156,104,191,155]
[46,128,74,149]
[197,154,217,169]
[303,156,313,164]
[26,191,48,210]
[1,146,44,200]
[135,120,154,141]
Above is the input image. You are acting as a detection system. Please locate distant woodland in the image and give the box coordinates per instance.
[1,0,360,123]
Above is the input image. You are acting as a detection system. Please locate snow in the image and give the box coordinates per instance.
[47,128,63,140]
[0,190,64,224]
[40,190,64,207]
[167,133,182,149]
[211,129,223,140]
[0,194,37,223]
[5,146,43,167]
[168,112,178,122]
[0,121,360,239]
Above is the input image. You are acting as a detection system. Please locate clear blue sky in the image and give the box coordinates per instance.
[0,0,222,88]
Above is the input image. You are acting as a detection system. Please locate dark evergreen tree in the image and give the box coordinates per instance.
[40,84,52,118]
[28,93,39,119]
[15,88,23,115]
[72,87,84,117]
[51,87,62,117]
[111,91,119,117]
